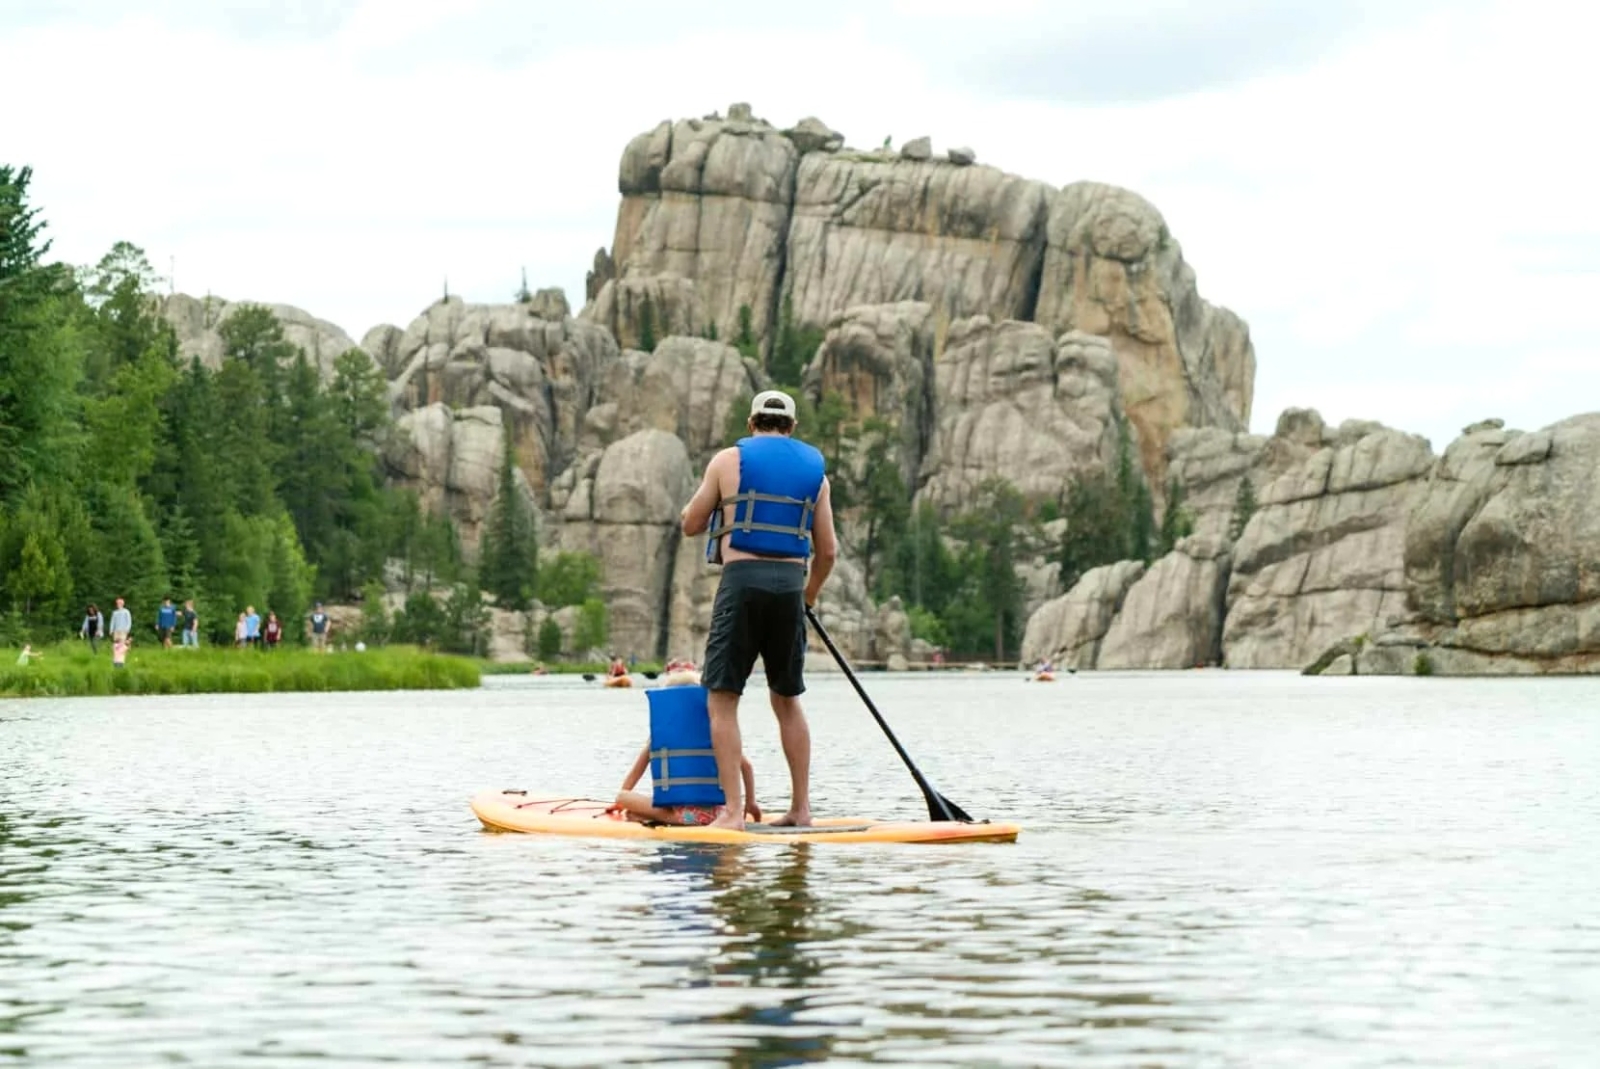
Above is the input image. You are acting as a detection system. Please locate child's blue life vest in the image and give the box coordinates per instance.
[706,435,826,563]
[647,684,724,807]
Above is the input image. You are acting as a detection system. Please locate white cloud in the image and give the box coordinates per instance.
[3,0,1595,453]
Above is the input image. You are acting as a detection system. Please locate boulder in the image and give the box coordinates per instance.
[160,293,367,379]
[1034,182,1255,481]
[606,114,799,353]
[585,336,762,462]
[382,403,518,552]
[384,296,618,494]
[1222,421,1434,668]
[586,274,705,352]
[556,429,696,659]
[920,323,1122,512]
[1020,560,1146,669]
[784,116,844,154]
[899,136,932,160]
[1098,533,1231,668]
[785,154,1052,332]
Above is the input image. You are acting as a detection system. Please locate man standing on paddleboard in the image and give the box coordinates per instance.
[680,389,838,831]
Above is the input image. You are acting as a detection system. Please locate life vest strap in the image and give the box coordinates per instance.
[649,747,721,788]
[710,490,816,543]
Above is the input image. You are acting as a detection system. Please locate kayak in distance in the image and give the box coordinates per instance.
[469,789,1021,845]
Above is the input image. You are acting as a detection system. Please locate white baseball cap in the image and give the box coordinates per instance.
[749,389,797,419]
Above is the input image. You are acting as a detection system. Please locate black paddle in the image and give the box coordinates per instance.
[804,605,975,824]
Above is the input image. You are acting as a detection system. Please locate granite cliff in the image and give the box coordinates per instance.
[159,103,1597,674]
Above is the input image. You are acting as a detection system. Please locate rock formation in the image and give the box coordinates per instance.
[156,102,1599,676]
[1317,414,1600,675]
[1097,533,1231,670]
[587,103,1255,496]
[1020,560,1146,670]
[1034,183,1254,477]
[161,293,365,377]
[1221,420,1434,668]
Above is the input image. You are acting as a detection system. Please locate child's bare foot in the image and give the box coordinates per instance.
[707,807,745,831]
[768,809,812,827]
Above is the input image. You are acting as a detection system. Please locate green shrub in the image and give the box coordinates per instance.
[1413,651,1435,676]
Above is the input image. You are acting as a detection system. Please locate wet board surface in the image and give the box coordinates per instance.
[470,789,1020,844]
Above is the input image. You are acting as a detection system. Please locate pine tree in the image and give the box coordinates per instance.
[478,432,537,609]
[0,165,83,495]
[1157,476,1196,556]
[637,294,658,352]
[949,479,1035,661]
[1229,475,1259,542]
[537,615,563,659]
[733,304,759,362]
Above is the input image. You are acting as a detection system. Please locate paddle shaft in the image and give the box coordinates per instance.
[805,606,973,823]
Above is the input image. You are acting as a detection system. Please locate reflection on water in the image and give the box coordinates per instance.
[3,673,1600,1067]
[649,845,846,1066]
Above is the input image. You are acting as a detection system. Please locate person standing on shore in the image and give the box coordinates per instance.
[181,599,199,648]
[156,597,178,649]
[678,389,838,831]
[108,598,132,647]
[263,611,282,651]
[80,604,105,653]
[308,603,330,652]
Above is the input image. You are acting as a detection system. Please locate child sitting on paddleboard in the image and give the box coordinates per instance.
[613,744,759,826]
[611,684,761,826]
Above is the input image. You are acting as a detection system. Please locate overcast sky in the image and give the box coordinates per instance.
[6,0,1596,452]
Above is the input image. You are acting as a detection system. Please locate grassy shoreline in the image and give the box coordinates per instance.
[477,659,666,677]
[0,642,480,698]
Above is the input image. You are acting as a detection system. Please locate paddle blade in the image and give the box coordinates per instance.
[926,789,975,824]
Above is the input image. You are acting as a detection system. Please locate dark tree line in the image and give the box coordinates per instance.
[0,165,555,651]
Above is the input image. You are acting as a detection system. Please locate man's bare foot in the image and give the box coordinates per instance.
[768,809,812,827]
[707,807,745,831]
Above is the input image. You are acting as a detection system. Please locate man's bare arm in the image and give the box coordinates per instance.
[680,449,732,536]
[804,476,838,606]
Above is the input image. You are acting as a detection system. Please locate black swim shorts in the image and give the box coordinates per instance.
[700,560,808,697]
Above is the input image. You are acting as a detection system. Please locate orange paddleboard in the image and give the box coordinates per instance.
[470,789,1020,844]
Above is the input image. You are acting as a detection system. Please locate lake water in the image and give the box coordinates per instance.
[3,670,1598,1067]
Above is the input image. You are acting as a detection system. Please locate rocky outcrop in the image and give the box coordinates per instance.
[921,323,1123,512]
[599,112,800,349]
[1020,560,1146,670]
[1034,182,1255,479]
[1165,407,1326,542]
[803,302,937,490]
[585,274,705,353]
[584,336,761,461]
[1222,420,1434,668]
[377,296,617,499]
[1098,533,1231,669]
[1326,414,1600,675]
[783,155,1052,331]
[160,293,365,377]
[590,104,1253,494]
[382,404,516,549]
[550,429,695,659]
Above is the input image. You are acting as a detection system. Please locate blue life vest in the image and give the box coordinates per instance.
[647,684,724,807]
[706,435,826,563]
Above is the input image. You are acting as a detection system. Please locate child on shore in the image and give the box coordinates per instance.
[112,633,130,668]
